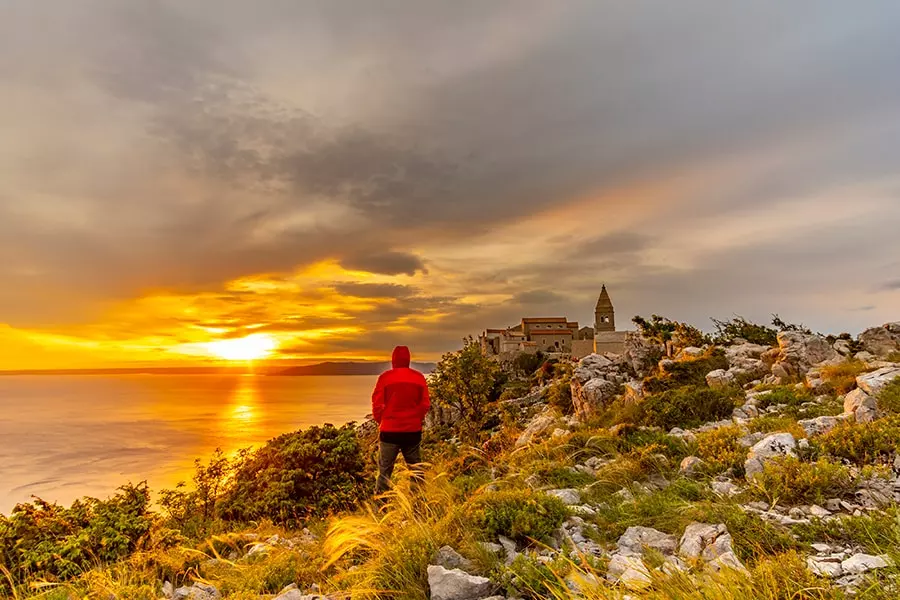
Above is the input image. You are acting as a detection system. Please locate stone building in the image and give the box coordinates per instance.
[480,285,628,359]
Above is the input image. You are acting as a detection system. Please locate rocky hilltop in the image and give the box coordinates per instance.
[3,318,900,600]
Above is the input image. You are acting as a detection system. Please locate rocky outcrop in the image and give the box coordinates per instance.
[678,523,748,574]
[172,583,221,600]
[617,526,677,557]
[705,369,735,389]
[856,365,900,396]
[623,332,662,378]
[571,353,629,418]
[724,343,771,380]
[434,546,474,572]
[859,322,900,358]
[770,331,839,383]
[745,433,797,478]
[427,566,496,600]
[843,388,879,423]
[797,415,842,437]
[547,488,582,505]
[679,456,705,477]
[515,409,558,448]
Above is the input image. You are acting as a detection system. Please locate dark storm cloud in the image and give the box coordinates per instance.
[339,252,427,276]
[513,290,567,306]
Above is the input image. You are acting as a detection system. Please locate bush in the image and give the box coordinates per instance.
[636,385,740,430]
[815,416,900,467]
[695,425,746,476]
[545,376,573,414]
[711,316,779,346]
[632,314,710,350]
[643,348,729,393]
[794,508,900,554]
[467,490,568,544]
[753,386,814,413]
[817,360,869,395]
[0,483,157,590]
[879,378,900,414]
[749,457,855,506]
[430,338,506,439]
[219,423,368,525]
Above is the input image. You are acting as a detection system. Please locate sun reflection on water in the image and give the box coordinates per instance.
[223,375,263,441]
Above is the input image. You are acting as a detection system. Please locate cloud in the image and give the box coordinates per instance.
[339,252,427,276]
[881,280,900,291]
[332,282,418,299]
[513,290,567,306]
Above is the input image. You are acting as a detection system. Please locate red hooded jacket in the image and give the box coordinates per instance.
[372,346,431,433]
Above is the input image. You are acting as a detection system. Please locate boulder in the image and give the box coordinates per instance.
[678,523,748,575]
[744,433,797,479]
[856,366,900,396]
[807,557,843,578]
[705,369,735,389]
[434,546,473,572]
[772,332,839,381]
[547,488,581,505]
[843,388,878,423]
[426,566,496,600]
[606,554,652,588]
[797,415,841,437]
[623,332,662,377]
[173,583,221,600]
[573,353,614,383]
[515,410,558,448]
[571,377,619,418]
[858,322,900,358]
[833,339,853,356]
[677,346,705,359]
[616,526,677,557]
[679,456,706,477]
[840,553,891,575]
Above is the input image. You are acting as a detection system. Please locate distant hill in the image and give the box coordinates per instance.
[274,361,435,376]
[0,361,436,377]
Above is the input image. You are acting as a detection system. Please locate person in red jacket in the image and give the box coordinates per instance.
[371,345,431,493]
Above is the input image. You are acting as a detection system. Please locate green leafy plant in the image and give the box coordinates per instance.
[467,490,568,544]
[632,314,710,350]
[815,416,900,467]
[695,425,746,476]
[642,348,729,393]
[635,385,740,430]
[749,457,855,506]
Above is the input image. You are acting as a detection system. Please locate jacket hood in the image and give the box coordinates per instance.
[392,345,411,369]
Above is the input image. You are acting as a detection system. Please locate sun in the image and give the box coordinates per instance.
[204,334,277,362]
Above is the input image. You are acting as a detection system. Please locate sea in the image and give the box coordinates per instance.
[0,374,377,514]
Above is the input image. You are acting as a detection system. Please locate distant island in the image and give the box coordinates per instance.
[0,361,435,377]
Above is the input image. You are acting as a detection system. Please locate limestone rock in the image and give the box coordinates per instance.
[679,523,748,575]
[427,565,496,600]
[840,553,890,575]
[772,332,839,382]
[856,366,900,396]
[547,488,581,505]
[172,583,220,600]
[744,433,797,478]
[711,481,740,497]
[705,369,735,389]
[807,557,843,578]
[434,546,473,572]
[616,526,677,557]
[574,353,614,382]
[606,554,652,588]
[571,377,619,418]
[843,388,878,423]
[679,456,706,477]
[858,322,900,358]
[515,411,558,448]
[797,415,841,437]
[623,332,662,378]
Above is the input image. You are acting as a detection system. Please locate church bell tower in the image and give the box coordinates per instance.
[595,285,615,333]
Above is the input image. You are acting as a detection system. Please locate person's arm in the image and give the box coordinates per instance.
[419,379,431,421]
[372,375,386,424]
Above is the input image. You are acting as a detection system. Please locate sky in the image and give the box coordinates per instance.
[1,0,899,369]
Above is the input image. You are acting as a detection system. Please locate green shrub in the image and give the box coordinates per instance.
[817,359,869,395]
[753,386,813,411]
[545,376,574,414]
[430,338,506,439]
[711,316,778,346]
[502,554,568,599]
[879,378,900,414]
[749,457,855,506]
[747,415,807,439]
[468,490,568,544]
[632,314,710,350]
[636,385,740,430]
[219,423,368,525]
[0,483,157,590]
[499,379,531,401]
[695,425,746,476]
[643,348,729,394]
[815,416,900,466]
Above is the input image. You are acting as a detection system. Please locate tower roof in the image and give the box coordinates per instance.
[595,284,614,309]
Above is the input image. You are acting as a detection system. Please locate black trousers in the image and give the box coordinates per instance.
[376,431,423,494]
